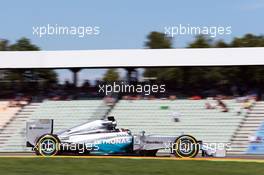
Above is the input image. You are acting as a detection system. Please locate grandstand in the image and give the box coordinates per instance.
[0,101,21,131]
[0,98,263,155]
[230,101,264,154]
[109,99,264,154]
[109,99,246,144]
[0,100,109,152]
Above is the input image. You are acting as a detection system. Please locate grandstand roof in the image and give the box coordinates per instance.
[0,47,264,68]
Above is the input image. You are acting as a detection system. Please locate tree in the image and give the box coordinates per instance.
[9,37,39,51]
[188,35,212,48]
[1,37,57,96]
[0,39,9,51]
[231,34,264,47]
[214,40,229,48]
[103,69,119,83]
[136,31,172,84]
[142,33,264,96]
[145,31,172,49]
[144,31,176,88]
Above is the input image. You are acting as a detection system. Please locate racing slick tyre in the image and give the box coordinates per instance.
[139,150,158,157]
[35,134,60,156]
[173,135,199,158]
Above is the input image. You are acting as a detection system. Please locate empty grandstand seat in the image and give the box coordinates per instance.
[109,99,245,144]
[0,101,21,129]
[0,100,109,152]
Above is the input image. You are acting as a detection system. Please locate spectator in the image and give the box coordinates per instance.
[217,99,228,112]
[171,111,181,122]
[189,95,202,100]
[205,97,217,109]
[243,99,254,110]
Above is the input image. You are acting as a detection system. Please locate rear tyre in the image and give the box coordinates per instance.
[173,135,199,158]
[35,134,60,156]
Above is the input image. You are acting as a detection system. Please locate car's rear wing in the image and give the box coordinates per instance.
[26,119,53,147]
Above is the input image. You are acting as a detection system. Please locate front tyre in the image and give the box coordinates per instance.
[173,135,199,158]
[35,134,60,156]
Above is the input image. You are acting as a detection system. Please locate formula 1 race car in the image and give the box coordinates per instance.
[26,117,207,157]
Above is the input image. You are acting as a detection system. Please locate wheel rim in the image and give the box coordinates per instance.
[37,135,59,156]
[41,139,56,154]
[175,135,199,158]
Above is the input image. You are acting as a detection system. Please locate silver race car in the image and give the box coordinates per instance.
[26,116,205,157]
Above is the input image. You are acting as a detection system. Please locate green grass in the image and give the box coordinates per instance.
[0,158,263,175]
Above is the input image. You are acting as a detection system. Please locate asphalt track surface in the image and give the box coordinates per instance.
[0,152,264,163]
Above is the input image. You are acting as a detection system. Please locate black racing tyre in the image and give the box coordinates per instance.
[173,135,199,158]
[139,150,158,157]
[35,134,60,156]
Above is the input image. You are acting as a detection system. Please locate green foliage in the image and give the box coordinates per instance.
[231,34,264,47]
[9,37,40,51]
[0,39,9,51]
[145,31,172,49]
[0,38,57,95]
[214,40,229,48]
[188,35,212,48]
[189,33,264,48]
[144,32,176,89]
[143,32,264,96]
[103,69,120,83]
